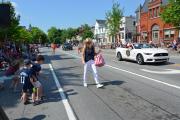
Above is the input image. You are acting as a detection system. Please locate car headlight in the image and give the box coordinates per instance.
[144,53,153,55]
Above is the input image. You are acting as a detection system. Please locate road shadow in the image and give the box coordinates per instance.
[64,89,78,99]
[102,80,125,87]
[117,59,175,66]
[0,80,21,109]
[146,62,175,66]
[15,115,46,120]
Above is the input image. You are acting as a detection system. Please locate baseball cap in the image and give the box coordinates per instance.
[24,59,31,65]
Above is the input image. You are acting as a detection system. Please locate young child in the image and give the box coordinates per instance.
[30,55,45,102]
[20,59,36,105]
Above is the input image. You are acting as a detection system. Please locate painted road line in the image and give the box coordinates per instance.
[49,64,77,120]
[141,69,180,74]
[106,65,180,90]
[62,51,180,90]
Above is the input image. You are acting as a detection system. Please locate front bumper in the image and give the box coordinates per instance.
[144,56,169,63]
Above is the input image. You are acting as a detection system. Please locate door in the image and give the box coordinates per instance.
[152,30,159,44]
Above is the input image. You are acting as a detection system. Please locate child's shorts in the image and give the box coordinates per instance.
[33,81,42,88]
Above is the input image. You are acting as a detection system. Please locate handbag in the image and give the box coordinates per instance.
[95,54,105,67]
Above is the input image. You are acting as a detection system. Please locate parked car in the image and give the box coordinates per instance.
[116,43,169,65]
[62,43,73,51]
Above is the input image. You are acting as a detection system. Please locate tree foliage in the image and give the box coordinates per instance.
[66,28,78,40]
[80,24,93,40]
[160,0,180,29]
[48,27,63,43]
[0,2,20,41]
[30,27,48,44]
[106,2,123,38]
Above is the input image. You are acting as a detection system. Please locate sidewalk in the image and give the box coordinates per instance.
[0,56,68,120]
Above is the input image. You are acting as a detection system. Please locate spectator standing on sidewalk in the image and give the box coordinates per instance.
[173,39,177,51]
[81,38,103,88]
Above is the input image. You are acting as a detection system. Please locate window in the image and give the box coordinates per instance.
[157,7,160,17]
[154,8,157,17]
[164,30,174,39]
[153,31,159,39]
[149,9,153,18]
[171,30,175,37]
[133,21,136,26]
[142,32,147,39]
[121,33,124,39]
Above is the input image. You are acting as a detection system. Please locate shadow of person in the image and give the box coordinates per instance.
[15,115,46,120]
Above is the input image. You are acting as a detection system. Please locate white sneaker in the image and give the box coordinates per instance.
[83,83,88,87]
[96,84,103,88]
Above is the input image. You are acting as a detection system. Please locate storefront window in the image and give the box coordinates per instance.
[164,30,174,39]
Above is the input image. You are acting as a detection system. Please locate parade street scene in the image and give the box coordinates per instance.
[0,0,180,120]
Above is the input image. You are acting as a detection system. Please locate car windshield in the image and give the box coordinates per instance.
[133,44,154,49]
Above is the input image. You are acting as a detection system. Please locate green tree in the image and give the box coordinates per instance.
[0,2,20,41]
[80,24,94,40]
[106,2,123,42]
[60,29,68,43]
[160,0,180,29]
[12,26,32,43]
[30,27,48,44]
[66,28,77,40]
[47,27,61,43]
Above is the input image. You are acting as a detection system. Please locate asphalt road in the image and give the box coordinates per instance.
[1,47,180,120]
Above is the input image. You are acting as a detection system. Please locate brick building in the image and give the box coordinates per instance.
[136,0,180,46]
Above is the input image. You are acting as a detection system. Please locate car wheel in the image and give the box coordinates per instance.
[137,54,144,65]
[117,52,123,61]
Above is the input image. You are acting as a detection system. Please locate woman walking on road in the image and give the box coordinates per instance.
[82,38,103,88]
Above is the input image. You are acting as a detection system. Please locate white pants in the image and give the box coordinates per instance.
[83,60,99,84]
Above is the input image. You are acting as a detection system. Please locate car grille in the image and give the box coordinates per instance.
[155,59,168,62]
[154,53,168,57]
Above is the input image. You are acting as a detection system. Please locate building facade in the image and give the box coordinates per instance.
[94,17,136,45]
[94,20,109,45]
[119,16,136,44]
[136,0,180,46]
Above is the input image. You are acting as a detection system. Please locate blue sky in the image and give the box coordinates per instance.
[10,0,144,32]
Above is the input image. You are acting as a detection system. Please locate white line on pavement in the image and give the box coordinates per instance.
[49,64,77,120]
[62,51,180,90]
